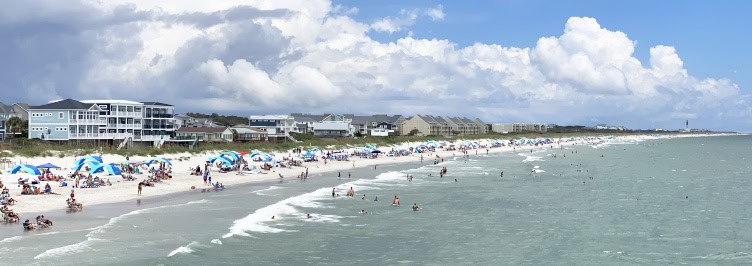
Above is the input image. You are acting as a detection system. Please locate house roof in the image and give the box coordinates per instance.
[249,115,292,120]
[81,100,143,105]
[176,127,229,133]
[141,102,173,106]
[13,103,29,111]
[313,121,350,131]
[30,99,95,110]
[0,103,12,115]
[231,127,268,134]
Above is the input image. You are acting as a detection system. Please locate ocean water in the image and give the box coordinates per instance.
[2,135,752,265]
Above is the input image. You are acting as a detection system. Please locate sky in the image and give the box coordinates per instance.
[0,0,750,131]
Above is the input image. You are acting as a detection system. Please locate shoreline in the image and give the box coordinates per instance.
[0,133,737,216]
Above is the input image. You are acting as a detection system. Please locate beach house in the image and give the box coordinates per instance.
[79,100,176,142]
[491,123,547,133]
[312,114,353,137]
[28,99,177,145]
[28,99,106,141]
[0,117,5,140]
[230,125,268,142]
[11,103,30,121]
[175,127,233,142]
[248,115,296,141]
[399,115,487,136]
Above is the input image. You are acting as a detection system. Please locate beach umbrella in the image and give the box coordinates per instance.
[371,150,382,153]
[10,164,42,175]
[220,151,241,161]
[36,163,60,169]
[144,157,172,166]
[309,147,321,152]
[208,156,234,166]
[73,161,101,172]
[249,152,272,161]
[74,156,103,167]
[89,164,122,175]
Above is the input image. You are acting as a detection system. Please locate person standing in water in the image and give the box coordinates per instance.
[392,195,400,206]
[331,188,336,197]
[412,203,421,211]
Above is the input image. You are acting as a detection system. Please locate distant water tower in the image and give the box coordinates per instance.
[685,120,689,132]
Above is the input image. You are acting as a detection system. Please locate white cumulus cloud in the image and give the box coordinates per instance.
[0,1,748,130]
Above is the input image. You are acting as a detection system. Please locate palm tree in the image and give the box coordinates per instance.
[6,117,23,137]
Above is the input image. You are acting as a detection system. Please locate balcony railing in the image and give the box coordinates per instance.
[144,114,174,118]
[70,118,106,124]
[134,135,171,141]
[110,112,141,117]
[69,133,132,139]
[143,125,174,129]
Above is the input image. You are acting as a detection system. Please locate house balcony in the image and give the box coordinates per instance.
[145,114,174,119]
[134,135,171,141]
[143,125,175,130]
[109,112,142,117]
[70,118,106,124]
[69,133,132,139]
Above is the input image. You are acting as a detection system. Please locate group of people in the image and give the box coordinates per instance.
[1,205,19,223]
[22,215,52,231]
[1,183,17,206]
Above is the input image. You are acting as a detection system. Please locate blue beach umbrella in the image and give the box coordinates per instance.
[208,156,234,166]
[73,161,101,172]
[89,164,122,175]
[10,164,42,175]
[74,156,103,166]
[36,163,60,169]
[249,152,272,162]
[220,151,241,161]
[144,157,172,166]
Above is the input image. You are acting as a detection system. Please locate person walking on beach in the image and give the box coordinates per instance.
[137,182,142,195]
[70,189,75,199]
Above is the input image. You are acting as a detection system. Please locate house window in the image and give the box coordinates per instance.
[59,112,63,119]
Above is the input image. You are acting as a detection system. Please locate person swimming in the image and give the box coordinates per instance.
[412,203,421,211]
[359,209,367,215]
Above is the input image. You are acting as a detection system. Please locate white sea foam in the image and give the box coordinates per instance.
[0,236,23,244]
[210,239,222,245]
[223,172,404,239]
[252,186,283,196]
[168,241,200,257]
[520,153,544,162]
[34,199,208,260]
[34,237,102,260]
